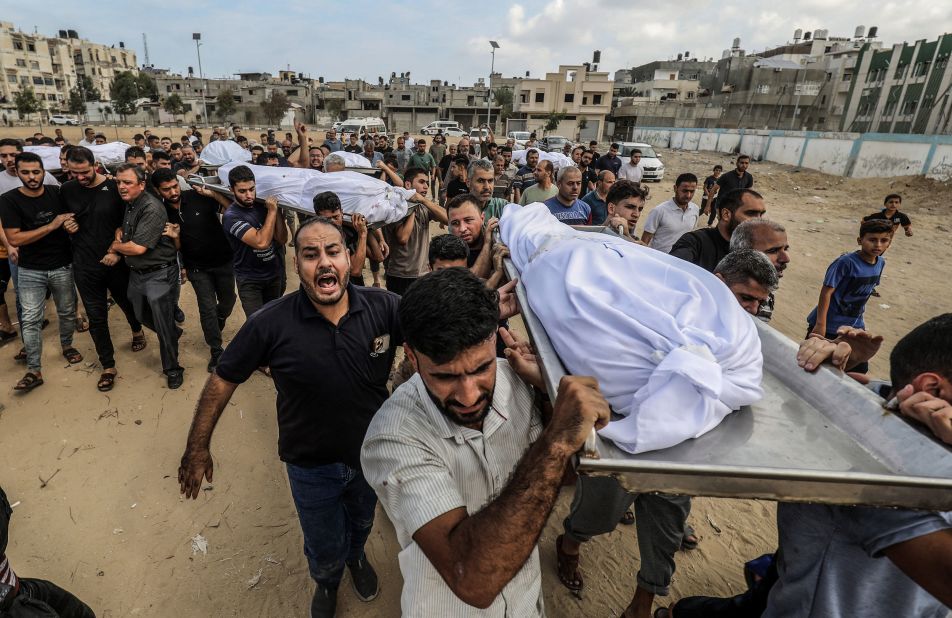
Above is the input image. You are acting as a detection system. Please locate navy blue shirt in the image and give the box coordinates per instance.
[594,153,621,175]
[216,284,402,468]
[581,190,608,226]
[807,251,885,333]
[222,202,280,281]
[543,195,592,226]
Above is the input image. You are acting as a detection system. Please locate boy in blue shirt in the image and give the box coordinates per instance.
[807,220,893,359]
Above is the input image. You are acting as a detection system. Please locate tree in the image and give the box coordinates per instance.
[215,90,237,121]
[110,71,141,119]
[14,88,40,122]
[164,94,186,122]
[325,98,343,121]
[77,76,101,102]
[544,111,566,133]
[67,88,86,115]
[493,87,513,124]
[260,90,291,125]
[135,72,157,99]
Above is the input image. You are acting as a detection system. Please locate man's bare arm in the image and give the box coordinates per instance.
[883,529,952,607]
[178,373,240,499]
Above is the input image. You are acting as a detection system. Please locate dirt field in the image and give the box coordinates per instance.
[1,129,950,617]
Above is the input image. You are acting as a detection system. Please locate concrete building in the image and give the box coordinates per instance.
[625,58,718,101]
[508,64,613,141]
[70,36,136,100]
[842,33,952,134]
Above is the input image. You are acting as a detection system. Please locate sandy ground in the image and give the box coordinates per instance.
[1,130,951,617]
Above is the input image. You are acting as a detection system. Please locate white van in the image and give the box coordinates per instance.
[421,120,462,135]
[339,117,387,138]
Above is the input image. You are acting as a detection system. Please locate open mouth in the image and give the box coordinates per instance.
[316,273,339,292]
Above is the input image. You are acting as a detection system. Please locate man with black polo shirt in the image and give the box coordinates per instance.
[178,216,399,617]
[579,149,598,195]
[0,152,81,392]
[714,155,753,213]
[61,146,145,392]
[670,189,766,272]
[110,163,184,389]
[594,143,622,175]
[221,165,288,320]
[152,168,237,372]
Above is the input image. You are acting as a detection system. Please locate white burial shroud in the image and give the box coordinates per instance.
[24,145,62,170]
[511,149,574,170]
[331,151,373,168]
[199,139,252,166]
[500,203,764,454]
[25,141,131,169]
[216,162,413,226]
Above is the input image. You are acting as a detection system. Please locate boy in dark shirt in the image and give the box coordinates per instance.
[863,193,912,237]
[702,164,722,226]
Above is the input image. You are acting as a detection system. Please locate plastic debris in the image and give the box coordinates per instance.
[191,534,208,555]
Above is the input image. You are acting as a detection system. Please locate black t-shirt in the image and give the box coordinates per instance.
[446,178,469,199]
[669,226,731,273]
[215,285,402,468]
[0,186,72,270]
[863,209,911,228]
[701,174,719,205]
[343,144,362,154]
[581,167,598,193]
[60,178,125,267]
[165,191,233,269]
[715,171,754,204]
[439,154,454,177]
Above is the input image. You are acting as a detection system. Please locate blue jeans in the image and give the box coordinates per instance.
[18,265,76,373]
[286,462,377,588]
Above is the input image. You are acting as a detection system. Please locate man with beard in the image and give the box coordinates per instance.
[60,147,146,391]
[179,216,399,617]
[220,165,287,320]
[640,173,700,253]
[174,145,200,177]
[446,193,496,280]
[361,267,610,616]
[152,168,236,372]
[0,138,59,193]
[0,153,81,392]
[730,218,791,322]
[109,164,184,389]
[511,148,540,204]
[669,188,766,272]
[543,167,591,226]
[581,170,615,226]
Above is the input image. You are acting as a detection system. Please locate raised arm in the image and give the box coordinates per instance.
[236,197,279,250]
[293,122,310,169]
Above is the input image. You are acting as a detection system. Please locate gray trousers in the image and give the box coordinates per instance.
[563,475,691,596]
[128,263,181,374]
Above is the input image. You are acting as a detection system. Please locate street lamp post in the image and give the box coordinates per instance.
[192,33,209,127]
[488,41,499,130]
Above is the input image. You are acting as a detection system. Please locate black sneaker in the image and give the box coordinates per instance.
[310,583,338,618]
[167,369,184,390]
[174,306,186,324]
[207,350,222,373]
[346,557,379,602]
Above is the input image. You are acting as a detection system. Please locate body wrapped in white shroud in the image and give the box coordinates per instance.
[500,203,764,454]
[217,162,414,226]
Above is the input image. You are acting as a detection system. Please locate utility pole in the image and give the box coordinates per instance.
[488,41,499,130]
[192,33,209,127]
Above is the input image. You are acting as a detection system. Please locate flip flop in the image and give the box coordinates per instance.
[131,333,147,352]
[75,315,90,333]
[555,534,583,595]
[97,371,117,392]
[619,508,635,526]
[14,372,44,392]
[681,524,699,551]
[62,347,83,364]
[14,347,26,363]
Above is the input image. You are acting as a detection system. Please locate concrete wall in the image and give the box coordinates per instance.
[627,126,952,181]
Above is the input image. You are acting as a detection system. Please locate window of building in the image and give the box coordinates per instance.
[520,91,528,104]
[669,73,676,80]
[564,93,574,103]
[894,64,907,79]
[582,96,588,105]
[883,99,897,115]
[32,77,43,85]
[402,94,411,101]
[286,89,298,96]
[13,41,23,50]
[44,78,53,85]
[756,84,770,94]
[46,94,56,101]
[535,92,545,103]
[29,61,39,70]
[16,59,26,67]
[687,91,695,99]
[913,61,930,77]
[248,89,255,95]
[593,94,603,105]
[901,98,918,115]
[111,56,116,63]
[7,75,16,83]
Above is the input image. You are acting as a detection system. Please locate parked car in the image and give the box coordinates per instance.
[468,128,490,142]
[339,117,388,138]
[331,121,343,132]
[617,142,665,182]
[540,135,570,153]
[507,130,530,149]
[49,114,79,126]
[441,126,466,137]
[421,120,462,135]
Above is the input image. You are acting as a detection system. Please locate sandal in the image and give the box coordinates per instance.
[653,608,672,618]
[14,372,44,392]
[75,315,90,333]
[681,524,699,551]
[555,534,584,594]
[62,347,83,364]
[131,333,147,352]
[97,371,117,392]
[0,329,17,346]
[619,508,635,526]
[14,347,26,363]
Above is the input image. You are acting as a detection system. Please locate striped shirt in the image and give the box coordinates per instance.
[361,360,544,617]
[0,554,17,590]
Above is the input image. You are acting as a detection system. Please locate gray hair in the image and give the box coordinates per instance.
[715,249,779,291]
[324,153,346,169]
[556,165,581,183]
[730,219,786,252]
[467,158,494,180]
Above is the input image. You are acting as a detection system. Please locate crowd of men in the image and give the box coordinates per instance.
[0,123,948,618]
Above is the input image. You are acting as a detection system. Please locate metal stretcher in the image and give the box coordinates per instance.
[503,225,952,511]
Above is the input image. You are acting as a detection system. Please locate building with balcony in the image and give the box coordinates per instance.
[509,64,612,141]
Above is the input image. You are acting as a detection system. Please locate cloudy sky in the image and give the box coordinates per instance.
[6,0,952,85]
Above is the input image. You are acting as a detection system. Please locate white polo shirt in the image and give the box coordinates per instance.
[642,199,700,253]
[618,161,643,183]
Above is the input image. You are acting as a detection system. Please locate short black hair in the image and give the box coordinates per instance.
[65,146,95,166]
[312,191,342,214]
[151,149,171,163]
[228,164,255,188]
[610,143,620,150]
[404,167,428,183]
[399,268,499,365]
[737,154,751,162]
[293,215,343,250]
[859,219,893,237]
[675,172,698,186]
[115,162,146,182]
[125,146,146,160]
[133,133,145,141]
[169,142,181,151]
[890,314,952,390]
[453,155,469,167]
[713,164,723,171]
[428,234,470,267]
[718,188,763,217]
[631,149,642,156]
[446,193,481,216]
[14,151,43,170]
[884,193,902,204]
[38,137,55,145]
[151,167,178,187]
[500,145,512,154]
[606,179,645,206]
[0,138,23,151]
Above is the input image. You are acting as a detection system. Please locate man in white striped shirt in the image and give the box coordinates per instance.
[362,268,610,616]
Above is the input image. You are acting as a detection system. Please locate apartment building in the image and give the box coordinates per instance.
[509,64,613,141]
